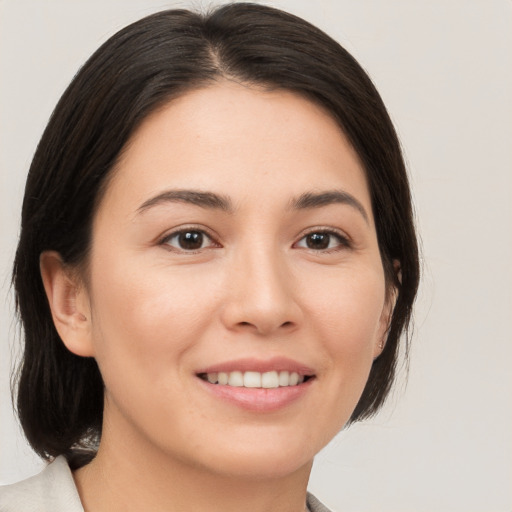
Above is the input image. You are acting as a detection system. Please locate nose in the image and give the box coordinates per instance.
[220,243,302,336]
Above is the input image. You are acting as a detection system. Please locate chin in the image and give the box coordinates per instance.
[202,450,314,481]
[179,429,321,481]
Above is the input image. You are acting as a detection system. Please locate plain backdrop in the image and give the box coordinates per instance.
[1,1,511,511]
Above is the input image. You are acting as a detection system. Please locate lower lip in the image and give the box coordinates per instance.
[197,377,314,412]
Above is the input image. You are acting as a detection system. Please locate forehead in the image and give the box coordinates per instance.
[99,82,372,218]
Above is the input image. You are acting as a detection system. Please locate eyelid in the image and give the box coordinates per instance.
[156,224,351,253]
[158,225,221,252]
[293,227,352,251]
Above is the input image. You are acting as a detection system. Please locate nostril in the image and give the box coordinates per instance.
[234,320,295,335]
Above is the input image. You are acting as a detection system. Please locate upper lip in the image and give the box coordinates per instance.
[196,357,315,376]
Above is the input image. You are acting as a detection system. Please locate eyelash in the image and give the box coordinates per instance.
[159,227,351,253]
[293,228,351,253]
[159,226,219,253]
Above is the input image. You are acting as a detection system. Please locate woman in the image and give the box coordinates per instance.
[1,3,419,511]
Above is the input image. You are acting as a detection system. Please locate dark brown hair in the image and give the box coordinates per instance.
[12,3,419,467]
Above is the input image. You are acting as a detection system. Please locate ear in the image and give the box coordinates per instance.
[40,251,95,357]
[373,259,401,359]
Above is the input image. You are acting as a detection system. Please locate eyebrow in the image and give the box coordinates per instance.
[290,190,369,224]
[137,189,233,214]
[136,188,369,224]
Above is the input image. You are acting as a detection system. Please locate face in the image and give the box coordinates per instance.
[78,82,392,479]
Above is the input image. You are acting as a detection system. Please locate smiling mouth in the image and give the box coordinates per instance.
[197,371,314,389]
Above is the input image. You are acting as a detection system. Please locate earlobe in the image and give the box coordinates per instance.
[40,251,95,357]
[373,303,393,359]
[374,261,401,359]
[373,325,389,359]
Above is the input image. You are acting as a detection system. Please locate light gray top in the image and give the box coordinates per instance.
[0,457,83,511]
[0,456,332,512]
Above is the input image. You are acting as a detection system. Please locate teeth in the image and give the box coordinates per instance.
[244,371,261,388]
[203,370,308,388]
[278,371,289,386]
[261,371,278,388]
[228,371,244,387]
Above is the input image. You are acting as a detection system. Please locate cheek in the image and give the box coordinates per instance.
[291,265,387,444]
[302,263,386,412]
[305,266,387,352]
[86,252,220,377]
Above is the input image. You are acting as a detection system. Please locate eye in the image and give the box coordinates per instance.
[295,230,350,251]
[161,229,217,252]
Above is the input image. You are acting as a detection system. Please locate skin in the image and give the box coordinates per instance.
[41,81,394,512]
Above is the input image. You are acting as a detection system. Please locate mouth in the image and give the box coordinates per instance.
[197,370,314,388]
[195,358,316,411]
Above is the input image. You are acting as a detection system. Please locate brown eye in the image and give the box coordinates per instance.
[163,230,214,251]
[295,231,349,251]
[305,233,330,249]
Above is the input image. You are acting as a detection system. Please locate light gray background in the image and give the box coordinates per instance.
[1,1,511,511]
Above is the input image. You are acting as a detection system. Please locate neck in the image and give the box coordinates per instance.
[73,419,312,512]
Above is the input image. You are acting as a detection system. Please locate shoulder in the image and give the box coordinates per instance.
[307,492,334,512]
[0,460,329,512]
[0,456,84,512]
